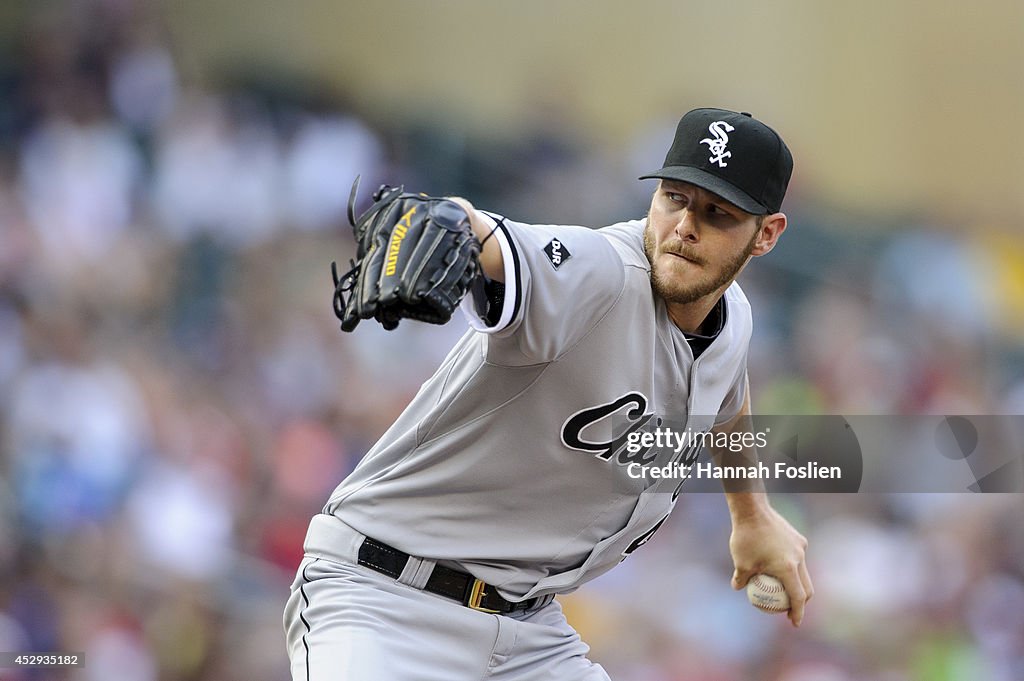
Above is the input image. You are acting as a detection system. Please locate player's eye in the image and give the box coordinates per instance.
[666,192,685,204]
[707,204,735,219]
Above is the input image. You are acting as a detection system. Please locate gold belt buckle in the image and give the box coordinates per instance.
[466,578,501,613]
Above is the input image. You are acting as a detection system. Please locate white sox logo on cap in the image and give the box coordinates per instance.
[700,121,735,168]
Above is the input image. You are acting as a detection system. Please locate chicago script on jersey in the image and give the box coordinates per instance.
[560,392,656,463]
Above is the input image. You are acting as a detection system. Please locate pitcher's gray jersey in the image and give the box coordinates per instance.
[324,216,751,601]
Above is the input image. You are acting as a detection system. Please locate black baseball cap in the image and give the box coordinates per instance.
[639,108,793,214]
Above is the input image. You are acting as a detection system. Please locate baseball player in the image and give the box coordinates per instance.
[284,108,812,680]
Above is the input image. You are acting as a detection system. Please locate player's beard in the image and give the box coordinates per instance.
[643,225,760,305]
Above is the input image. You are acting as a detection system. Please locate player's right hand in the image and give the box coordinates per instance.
[728,503,813,627]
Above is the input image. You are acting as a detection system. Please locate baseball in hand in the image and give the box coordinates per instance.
[746,574,790,613]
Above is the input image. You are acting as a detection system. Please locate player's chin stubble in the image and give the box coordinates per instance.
[643,225,759,305]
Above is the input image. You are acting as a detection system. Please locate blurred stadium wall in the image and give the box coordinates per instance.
[166,0,1024,229]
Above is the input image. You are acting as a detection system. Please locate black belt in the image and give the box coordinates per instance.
[357,537,543,614]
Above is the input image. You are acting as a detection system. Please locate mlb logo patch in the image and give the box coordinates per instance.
[543,238,572,270]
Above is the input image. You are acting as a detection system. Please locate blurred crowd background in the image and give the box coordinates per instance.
[0,1,1022,680]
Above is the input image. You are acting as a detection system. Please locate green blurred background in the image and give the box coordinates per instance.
[0,1,1022,680]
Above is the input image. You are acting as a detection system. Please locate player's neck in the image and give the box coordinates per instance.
[666,294,724,335]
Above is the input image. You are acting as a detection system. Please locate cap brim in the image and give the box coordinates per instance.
[639,166,767,215]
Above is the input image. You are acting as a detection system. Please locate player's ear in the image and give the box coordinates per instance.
[750,212,787,257]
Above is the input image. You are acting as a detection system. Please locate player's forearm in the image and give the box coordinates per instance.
[711,390,771,518]
[722,487,771,522]
[712,441,773,522]
[710,444,769,500]
[447,197,505,282]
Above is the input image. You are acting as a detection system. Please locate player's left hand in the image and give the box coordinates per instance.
[331,177,483,332]
[728,503,813,627]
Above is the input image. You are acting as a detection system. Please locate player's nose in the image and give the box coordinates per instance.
[674,208,699,243]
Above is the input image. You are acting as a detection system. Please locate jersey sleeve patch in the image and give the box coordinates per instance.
[543,238,572,270]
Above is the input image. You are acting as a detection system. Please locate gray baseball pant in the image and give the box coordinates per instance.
[283,516,610,681]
